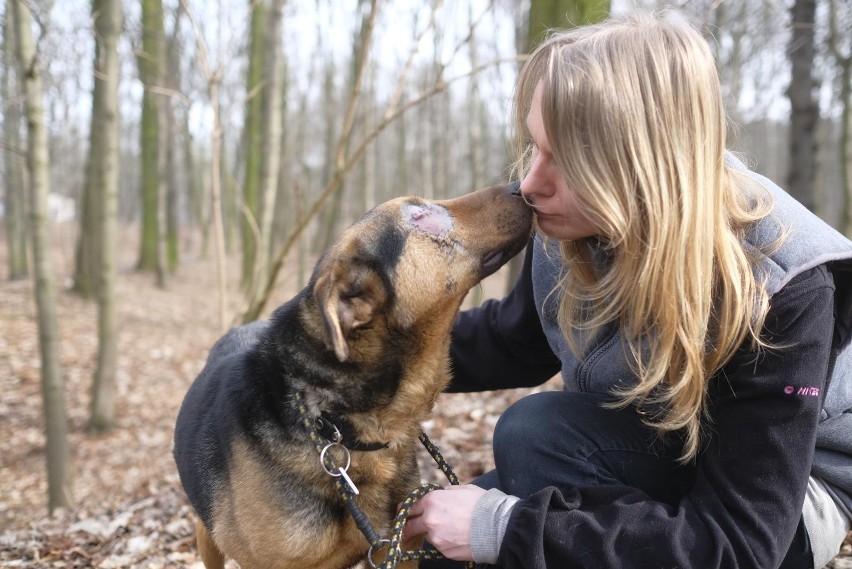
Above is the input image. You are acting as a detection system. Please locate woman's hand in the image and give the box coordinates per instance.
[403,484,487,561]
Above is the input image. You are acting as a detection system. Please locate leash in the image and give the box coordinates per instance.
[294,392,475,569]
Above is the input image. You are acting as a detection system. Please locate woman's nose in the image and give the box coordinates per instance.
[520,175,536,203]
[520,178,533,200]
[521,163,544,199]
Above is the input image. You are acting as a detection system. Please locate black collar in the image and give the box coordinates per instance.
[316,410,389,452]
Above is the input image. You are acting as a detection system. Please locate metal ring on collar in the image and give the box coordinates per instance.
[319,441,351,476]
[367,539,393,569]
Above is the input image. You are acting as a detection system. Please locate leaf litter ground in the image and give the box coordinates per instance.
[0,229,849,568]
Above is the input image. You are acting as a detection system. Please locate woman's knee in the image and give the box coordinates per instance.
[493,392,553,452]
[490,391,692,500]
[493,391,605,457]
[491,392,605,495]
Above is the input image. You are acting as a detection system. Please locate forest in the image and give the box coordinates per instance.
[1,0,851,566]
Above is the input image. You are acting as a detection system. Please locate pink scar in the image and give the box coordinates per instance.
[403,202,453,237]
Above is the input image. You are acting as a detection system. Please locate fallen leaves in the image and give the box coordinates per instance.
[0,235,531,567]
[0,486,202,568]
[1,231,849,568]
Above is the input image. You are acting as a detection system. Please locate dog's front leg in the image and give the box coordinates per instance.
[195,518,226,569]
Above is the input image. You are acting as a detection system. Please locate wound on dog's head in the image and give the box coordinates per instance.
[402,201,453,238]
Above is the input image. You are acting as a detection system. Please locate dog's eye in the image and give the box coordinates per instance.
[341,285,364,299]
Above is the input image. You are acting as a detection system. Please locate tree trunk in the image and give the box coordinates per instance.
[293,91,309,289]
[210,82,228,331]
[164,107,179,273]
[271,60,291,257]
[526,0,611,51]
[137,0,165,272]
[181,0,230,329]
[155,101,168,288]
[393,104,409,202]
[320,61,343,252]
[828,0,852,235]
[241,0,266,289]
[467,4,487,307]
[710,1,748,129]
[467,2,486,195]
[72,129,100,298]
[184,110,204,253]
[842,62,852,236]
[14,0,73,514]
[840,67,852,236]
[240,0,378,323]
[418,76,435,200]
[3,0,29,280]
[73,0,120,298]
[786,0,818,211]
[256,0,286,294]
[88,0,122,433]
[164,5,184,273]
[363,65,377,212]
[222,140,238,254]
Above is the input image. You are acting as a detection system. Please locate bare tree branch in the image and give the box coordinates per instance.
[240,53,523,322]
[181,0,229,331]
[0,139,27,157]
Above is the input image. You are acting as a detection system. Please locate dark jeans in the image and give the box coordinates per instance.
[422,390,812,569]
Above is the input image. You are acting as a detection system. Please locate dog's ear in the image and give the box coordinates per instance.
[313,267,383,363]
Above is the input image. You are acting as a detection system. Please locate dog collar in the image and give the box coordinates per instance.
[316,411,389,452]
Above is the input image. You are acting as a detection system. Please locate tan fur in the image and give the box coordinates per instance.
[212,438,371,569]
[195,518,225,569]
[210,436,422,569]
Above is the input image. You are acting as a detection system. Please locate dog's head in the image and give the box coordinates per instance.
[309,183,532,363]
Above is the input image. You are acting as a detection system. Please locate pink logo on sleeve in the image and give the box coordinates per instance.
[784,385,820,397]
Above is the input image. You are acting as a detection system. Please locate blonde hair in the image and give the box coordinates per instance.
[513,12,775,462]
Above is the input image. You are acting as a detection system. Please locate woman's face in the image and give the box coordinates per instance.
[521,83,598,241]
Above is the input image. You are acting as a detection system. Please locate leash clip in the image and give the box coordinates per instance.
[320,440,359,495]
[338,465,359,495]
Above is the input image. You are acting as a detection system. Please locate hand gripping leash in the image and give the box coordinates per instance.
[294,392,475,569]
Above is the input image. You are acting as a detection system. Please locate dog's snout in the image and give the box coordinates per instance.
[508,181,522,197]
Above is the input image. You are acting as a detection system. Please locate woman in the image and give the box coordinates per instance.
[404,12,852,569]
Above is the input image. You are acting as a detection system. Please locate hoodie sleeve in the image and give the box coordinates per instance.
[496,265,834,568]
[448,239,561,393]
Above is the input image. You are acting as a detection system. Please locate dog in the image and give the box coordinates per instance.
[173,183,532,569]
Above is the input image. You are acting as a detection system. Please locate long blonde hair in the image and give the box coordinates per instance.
[513,12,775,462]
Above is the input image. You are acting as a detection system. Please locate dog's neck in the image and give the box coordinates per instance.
[293,390,390,452]
[270,298,446,451]
[314,408,389,452]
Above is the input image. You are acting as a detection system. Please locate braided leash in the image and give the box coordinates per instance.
[294,393,474,569]
[418,432,459,485]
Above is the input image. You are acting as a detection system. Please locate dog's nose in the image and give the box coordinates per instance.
[508,181,522,196]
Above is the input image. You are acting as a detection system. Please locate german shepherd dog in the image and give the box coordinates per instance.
[173,183,532,569]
